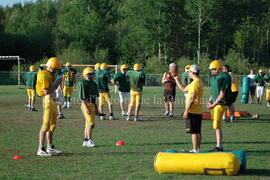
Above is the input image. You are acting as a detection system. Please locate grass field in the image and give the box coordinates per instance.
[0,85,270,179]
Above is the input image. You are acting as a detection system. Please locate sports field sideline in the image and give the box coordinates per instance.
[0,85,270,179]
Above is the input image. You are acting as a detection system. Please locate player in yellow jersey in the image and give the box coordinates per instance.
[36,57,63,157]
[174,65,204,152]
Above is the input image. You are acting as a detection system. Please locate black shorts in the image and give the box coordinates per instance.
[229,92,238,103]
[249,86,256,96]
[163,90,176,102]
[186,113,202,134]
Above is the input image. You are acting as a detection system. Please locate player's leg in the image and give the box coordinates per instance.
[266,89,270,107]
[63,86,68,108]
[46,100,62,155]
[99,93,106,120]
[119,91,125,115]
[212,105,226,151]
[134,91,142,121]
[127,91,135,120]
[37,97,52,157]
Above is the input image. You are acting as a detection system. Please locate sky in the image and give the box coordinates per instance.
[0,0,38,7]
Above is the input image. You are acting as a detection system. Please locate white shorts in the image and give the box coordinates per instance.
[119,91,130,104]
[56,86,63,105]
[256,86,264,98]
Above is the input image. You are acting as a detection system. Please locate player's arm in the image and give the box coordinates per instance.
[173,75,188,92]
[161,73,167,83]
[44,77,63,95]
[208,89,225,109]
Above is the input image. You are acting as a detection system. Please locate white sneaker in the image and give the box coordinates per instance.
[82,141,88,147]
[164,111,170,116]
[47,145,63,155]
[100,116,105,120]
[189,149,198,153]
[169,112,173,117]
[37,147,52,157]
[134,117,140,121]
[109,116,117,120]
[63,102,67,108]
[86,139,95,147]
[67,102,71,108]
[126,116,131,121]
[122,111,126,116]
[267,104,270,107]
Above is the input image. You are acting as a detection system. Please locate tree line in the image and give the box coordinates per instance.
[0,0,270,74]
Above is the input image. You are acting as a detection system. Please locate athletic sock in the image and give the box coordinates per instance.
[84,138,89,141]
[64,97,67,102]
[47,144,52,149]
[216,144,223,148]
[110,113,113,116]
[38,145,43,150]
[67,97,71,102]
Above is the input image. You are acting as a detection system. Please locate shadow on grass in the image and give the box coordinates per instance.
[243,169,270,176]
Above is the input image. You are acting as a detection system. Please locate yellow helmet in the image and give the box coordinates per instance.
[100,63,108,70]
[209,60,223,72]
[29,65,36,71]
[65,62,71,67]
[121,64,128,70]
[83,67,94,76]
[185,65,191,72]
[258,69,264,73]
[134,63,141,71]
[95,63,101,70]
[46,57,61,69]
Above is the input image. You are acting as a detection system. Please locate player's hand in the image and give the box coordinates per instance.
[86,108,91,115]
[207,103,214,109]
[183,111,188,120]
[173,76,179,81]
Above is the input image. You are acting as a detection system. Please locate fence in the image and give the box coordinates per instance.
[0,71,246,87]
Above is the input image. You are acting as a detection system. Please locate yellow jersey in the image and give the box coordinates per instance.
[229,72,239,92]
[186,78,204,114]
[36,70,55,96]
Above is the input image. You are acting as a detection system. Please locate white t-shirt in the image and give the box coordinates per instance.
[247,74,256,87]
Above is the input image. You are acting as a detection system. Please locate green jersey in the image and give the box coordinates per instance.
[24,71,37,89]
[181,71,193,86]
[77,79,99,104]
[62,68,77,86]
[96,69,111,92]
[264,73,270,89]
[55,69,63,79]
[126,70,146,92]
[254,74,265,86]
[210,72,232,105]
[113,72,130,92]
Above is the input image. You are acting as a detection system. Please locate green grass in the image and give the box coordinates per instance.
[0,85,270,179]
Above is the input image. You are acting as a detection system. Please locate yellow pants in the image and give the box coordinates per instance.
[211,105,227,129]
[129,90,142,108]
[27,88,35,99]
[41,96,57,132]
[63,86,73,97]
[99,92,112,106]
[81,103,96,128]
[266,89,270,101]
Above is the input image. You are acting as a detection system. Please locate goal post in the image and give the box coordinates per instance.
[0,56,25,85]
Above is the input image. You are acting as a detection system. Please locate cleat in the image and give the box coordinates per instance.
[169,113,173,117]
[134,117,140,122]
[100,116,105,120]
[37,147,52,157]
[109,116,117,120]
[86,139,95,147]
[31,107,38,111]
[126,116,131,121]
[82,141,88,147]
[211,146,223,152]
[47,145,63,155]
[164,111,170,116]
[189,149,198,153]
[57,113,65,119]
